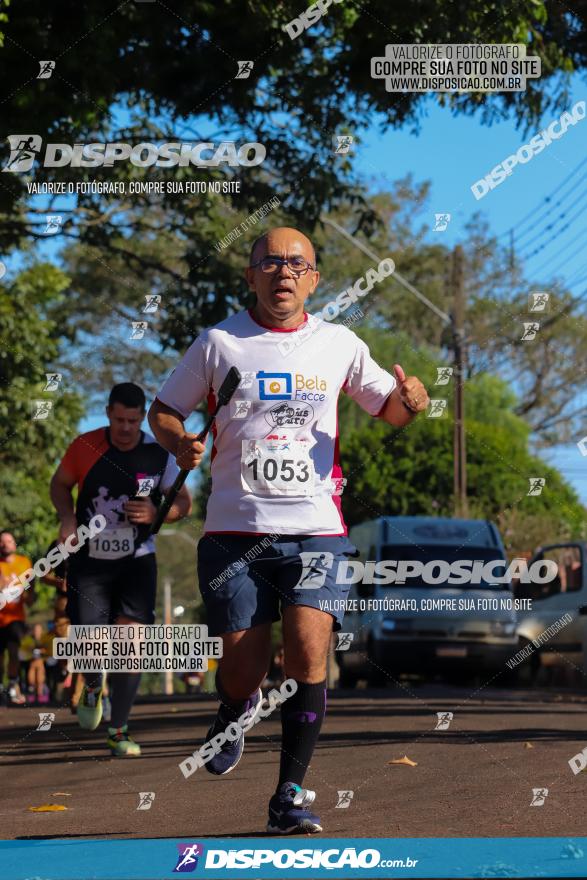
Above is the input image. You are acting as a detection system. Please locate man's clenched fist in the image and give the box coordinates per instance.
[176,433,206,470]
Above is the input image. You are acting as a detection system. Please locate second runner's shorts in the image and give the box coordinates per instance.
[66,553,157,625]
[197,533,358,635]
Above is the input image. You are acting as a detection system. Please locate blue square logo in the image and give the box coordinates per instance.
[173,843,204,872]
[257,371,292,400]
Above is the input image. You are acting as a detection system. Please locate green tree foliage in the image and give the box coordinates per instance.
[0,264,84,561]
[315,202,587,444]
[339,370,585,548]
[0,1,580,256]
[55,180,587,441]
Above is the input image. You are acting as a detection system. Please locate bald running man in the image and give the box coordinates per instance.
[149,227,429,833]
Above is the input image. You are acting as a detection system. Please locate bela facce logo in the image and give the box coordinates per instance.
[257,371,328,402]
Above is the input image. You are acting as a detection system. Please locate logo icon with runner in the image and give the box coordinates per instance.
[44,215,62,234]
[435,367,453,385]
[427,399,447,418]
[173,843,204,872]
[336,632,354,651]
[435,711,453,730]
[335,790,354,808]
[232,399,252,419]
[330,476,347,496]
[521,322,539,341]
[143,294,161,313]
[334,135,354,154]
[529,292,549,312]
[130,321,148,340]
[44,372,62,391]
[236,60,254,79]
[294,551,334,589]
[137,791,155,810]
[36,712,56,731]
[136,477,155,497]
[37,60,55,79]
[2,135,42,173]
[527,477,545,496]
[433,213,451,232]
[32,400,53,420]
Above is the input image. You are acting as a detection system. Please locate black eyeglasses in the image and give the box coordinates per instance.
[250,256,316,275]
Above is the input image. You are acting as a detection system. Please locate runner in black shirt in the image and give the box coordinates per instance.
[50,383,191,756]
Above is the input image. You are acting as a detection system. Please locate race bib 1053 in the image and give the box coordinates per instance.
[241,439,315,496]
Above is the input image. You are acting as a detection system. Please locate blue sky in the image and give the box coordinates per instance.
[358,81,587,286]
[354,80,587,503]
[12,75,587,503]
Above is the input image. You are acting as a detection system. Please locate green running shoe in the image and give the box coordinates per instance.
[76,686,103,730]
[107,725,141,757]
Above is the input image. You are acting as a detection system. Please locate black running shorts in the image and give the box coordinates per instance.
[66,553,157,625]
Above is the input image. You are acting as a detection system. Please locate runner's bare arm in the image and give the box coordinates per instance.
[162,482,192,522]
[378,388,418,427]
[148,398,206,470]
[50,463,78,543]
[41,572,64,589]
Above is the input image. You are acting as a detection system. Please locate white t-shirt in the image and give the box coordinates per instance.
[156,308,396,535]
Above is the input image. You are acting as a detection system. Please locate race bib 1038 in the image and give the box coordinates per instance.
[88,527,135,560]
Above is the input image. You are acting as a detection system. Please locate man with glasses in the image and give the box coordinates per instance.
[148,226,429,833]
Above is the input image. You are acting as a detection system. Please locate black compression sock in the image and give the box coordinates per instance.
[215,671,258,722]
[278,679,326,788]
[110,673,141,728]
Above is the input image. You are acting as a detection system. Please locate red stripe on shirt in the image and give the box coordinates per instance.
[247,308,308,333]
[331,395,348,535]
[207,390,218,463]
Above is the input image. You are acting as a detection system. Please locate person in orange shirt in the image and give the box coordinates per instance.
[0,531,35,705]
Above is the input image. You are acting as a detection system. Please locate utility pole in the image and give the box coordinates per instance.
[451,245,467,517]
[163,578,173,696]
[509,229,515,272]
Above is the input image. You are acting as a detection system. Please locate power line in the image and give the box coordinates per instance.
[499,157,587,239]
[564,261,587,286]
[511,172,587,246]
[568,271,587,289]
[529,225,587,278]
[516,185,587,254]
[521,199,587,262]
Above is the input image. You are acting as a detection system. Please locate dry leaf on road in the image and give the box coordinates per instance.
[388,755,418,767]
[28,804,68,812]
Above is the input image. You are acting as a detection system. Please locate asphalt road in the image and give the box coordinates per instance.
[2,683,587,840]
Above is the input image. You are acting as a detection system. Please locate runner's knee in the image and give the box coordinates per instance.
[284,654,327,683]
